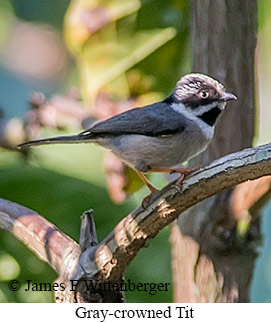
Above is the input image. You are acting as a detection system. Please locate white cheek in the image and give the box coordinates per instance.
[192,102,217,116]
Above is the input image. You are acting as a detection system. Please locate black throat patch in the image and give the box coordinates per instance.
[198,106,222,126]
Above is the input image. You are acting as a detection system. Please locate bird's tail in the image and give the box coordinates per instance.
[17,134,92,149]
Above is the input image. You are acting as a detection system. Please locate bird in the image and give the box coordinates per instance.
[18,73,237,196]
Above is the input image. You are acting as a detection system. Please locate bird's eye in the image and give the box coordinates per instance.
[200,90,209,99]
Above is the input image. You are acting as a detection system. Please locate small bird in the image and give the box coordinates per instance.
[18,73,236,195]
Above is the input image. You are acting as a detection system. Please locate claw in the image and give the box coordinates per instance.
[172,183,182,194]
[176,173,185,186]
[171,174,185,194]
[135,165,201,205]
[172,165,201,193]
[141,190,158,209]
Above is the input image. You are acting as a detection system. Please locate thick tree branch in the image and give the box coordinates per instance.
[0,199,80,276]
[0,143,271,300]
[95,143,271,280]
[172,0,259,303]
[231,176,271,220]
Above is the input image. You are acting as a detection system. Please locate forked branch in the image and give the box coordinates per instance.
[0,143,271,301]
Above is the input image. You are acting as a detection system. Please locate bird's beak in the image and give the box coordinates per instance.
[221,92,237,101]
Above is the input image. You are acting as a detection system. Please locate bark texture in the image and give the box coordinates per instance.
[1,143,271,302]
[172,0,259,302]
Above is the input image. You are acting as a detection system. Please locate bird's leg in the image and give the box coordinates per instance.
[146,166,200,186]
[136,171,158,193]
[135,171,158,206]
[136,166,200,206]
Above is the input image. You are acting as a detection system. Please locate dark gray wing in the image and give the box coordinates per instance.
[80,102,186,137]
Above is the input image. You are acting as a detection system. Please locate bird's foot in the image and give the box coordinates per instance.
[170,165,201,176]
[172,165,201,192]
[136,165,200,206]
[147,165,200,176]
[141,188,159,209]
[135,170,159,208]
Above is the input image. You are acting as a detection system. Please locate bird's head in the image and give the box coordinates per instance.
[172,73,237,126]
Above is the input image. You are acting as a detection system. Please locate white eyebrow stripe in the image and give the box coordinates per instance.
[171,102,202,122]
[171,101,225,119]
[193,102,218,116]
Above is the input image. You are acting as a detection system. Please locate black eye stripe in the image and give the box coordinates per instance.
[182,96,217,109]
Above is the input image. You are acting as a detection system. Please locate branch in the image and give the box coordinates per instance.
[231,176,271,220]
[0,199,80,276]
[94,143,271,280]
[1,143,271,296]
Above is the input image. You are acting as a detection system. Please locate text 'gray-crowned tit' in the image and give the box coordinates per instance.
[18,73,237,195]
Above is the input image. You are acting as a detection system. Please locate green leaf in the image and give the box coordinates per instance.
[64,0,141,54]
[79,28,176,103]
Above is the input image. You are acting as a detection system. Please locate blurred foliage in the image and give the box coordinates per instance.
[0,160,172,302]
[0,0,270,304]
[251,203,271,302]
[0,0,13,49]
[258,0,271,31]
[64,0,187,104]
[63,0,189,195]
[250,0,271,302]
[10,0,70,30]
[0,0,190,302]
